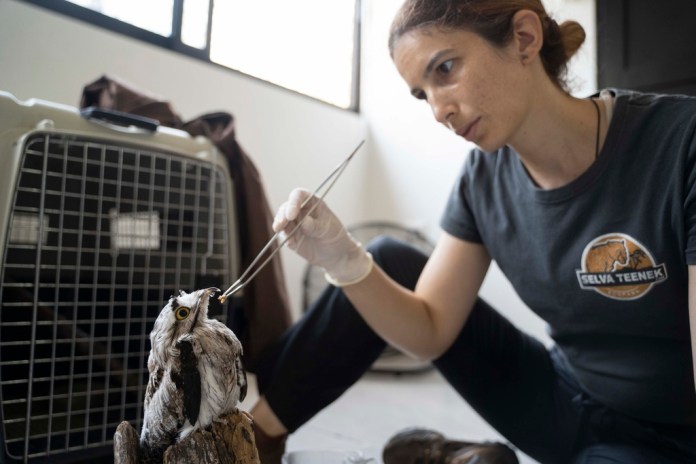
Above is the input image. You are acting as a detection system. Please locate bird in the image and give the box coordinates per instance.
[139,287,247,462]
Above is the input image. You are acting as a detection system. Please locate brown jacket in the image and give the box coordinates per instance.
[81,75,292,370]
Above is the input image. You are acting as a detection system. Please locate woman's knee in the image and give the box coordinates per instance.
[365,236,429,289]
[366,235,408,263]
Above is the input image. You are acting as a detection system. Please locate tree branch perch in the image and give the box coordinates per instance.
[114,409,260,463]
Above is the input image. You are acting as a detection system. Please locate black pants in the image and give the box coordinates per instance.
[254,237,696,464]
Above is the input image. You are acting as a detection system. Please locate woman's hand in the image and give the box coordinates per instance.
[273,188,373,286]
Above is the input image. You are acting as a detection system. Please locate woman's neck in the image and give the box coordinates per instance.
[510,88,605,190]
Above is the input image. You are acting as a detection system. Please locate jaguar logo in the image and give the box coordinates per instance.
[586,238,629,272]
[576,233,667,300]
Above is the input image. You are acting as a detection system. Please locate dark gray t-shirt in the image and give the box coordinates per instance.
[441,89,696,425]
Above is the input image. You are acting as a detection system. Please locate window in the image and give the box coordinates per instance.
[24,0,361,110]
[65,0,175,37]
[210,1,358,109]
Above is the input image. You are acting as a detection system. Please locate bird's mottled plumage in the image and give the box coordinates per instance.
[140,288,247,462]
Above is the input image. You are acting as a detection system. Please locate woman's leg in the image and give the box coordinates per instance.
[432,301,696,464]
[572,443,681,464]
[432,300,583,463]
[568,393,696,463]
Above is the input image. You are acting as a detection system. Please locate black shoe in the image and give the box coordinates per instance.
[382,427,519,464]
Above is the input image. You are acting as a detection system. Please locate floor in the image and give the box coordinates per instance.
[240,366,538,464]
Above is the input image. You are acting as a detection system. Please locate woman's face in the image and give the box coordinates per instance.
[392,26,533,152]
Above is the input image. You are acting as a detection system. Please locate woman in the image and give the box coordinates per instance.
[250,1,696,462]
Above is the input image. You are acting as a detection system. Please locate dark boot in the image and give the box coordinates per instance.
[253,424,287,464]
[383,427,519,464]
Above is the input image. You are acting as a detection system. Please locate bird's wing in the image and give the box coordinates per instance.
[235,354,247,402]
[143,360,162,412]
[173,339,201,426]
[140,366,187,458]
[215,324,247,402]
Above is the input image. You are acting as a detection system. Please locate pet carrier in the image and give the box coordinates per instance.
[0,91,239,463]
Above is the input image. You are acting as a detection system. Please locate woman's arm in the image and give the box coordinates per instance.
[688,266,696,395]
[343,232,491,360]
[273,188,491,361]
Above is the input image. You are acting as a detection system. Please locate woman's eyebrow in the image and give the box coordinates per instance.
[424,48,455,78]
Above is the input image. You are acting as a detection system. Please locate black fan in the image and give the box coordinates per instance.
[302,221,435,373]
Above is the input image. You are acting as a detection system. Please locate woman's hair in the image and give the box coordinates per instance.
[388,0,586,91]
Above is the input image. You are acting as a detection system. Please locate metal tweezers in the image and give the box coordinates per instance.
[218,140,365,303]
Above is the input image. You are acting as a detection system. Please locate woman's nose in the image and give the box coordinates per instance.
[430,94,456,126]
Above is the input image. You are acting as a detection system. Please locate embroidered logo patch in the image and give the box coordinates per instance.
[576,233,667,300]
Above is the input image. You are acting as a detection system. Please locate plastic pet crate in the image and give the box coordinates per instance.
[0,91,239,463]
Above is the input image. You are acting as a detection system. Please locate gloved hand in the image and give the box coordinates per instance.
[273,188,373,286]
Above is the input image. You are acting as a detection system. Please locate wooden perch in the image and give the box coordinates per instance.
[114,409,260,464]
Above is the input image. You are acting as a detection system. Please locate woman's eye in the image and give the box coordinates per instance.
[175,306,191,320]
[437,60,453,74]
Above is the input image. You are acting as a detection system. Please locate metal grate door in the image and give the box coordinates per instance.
[0,131,236,462]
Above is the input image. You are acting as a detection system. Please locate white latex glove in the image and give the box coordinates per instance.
[273,188,373,286]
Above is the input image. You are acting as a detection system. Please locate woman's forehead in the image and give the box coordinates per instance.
[394,26,479,53]
[393,28,477,68]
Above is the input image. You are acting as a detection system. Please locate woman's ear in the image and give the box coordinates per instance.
[511,9,543,63]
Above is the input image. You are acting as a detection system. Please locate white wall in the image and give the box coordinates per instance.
[0,0,595,343]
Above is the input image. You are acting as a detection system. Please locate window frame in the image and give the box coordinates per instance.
[20,0,362,112]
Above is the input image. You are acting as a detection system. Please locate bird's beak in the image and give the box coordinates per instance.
[196,287,220,308]
[191,288,220,324]
[203,287,220,297]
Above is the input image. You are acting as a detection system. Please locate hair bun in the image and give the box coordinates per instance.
[559,20,586,60]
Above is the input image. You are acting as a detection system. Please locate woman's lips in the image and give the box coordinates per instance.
[457,117,480,141]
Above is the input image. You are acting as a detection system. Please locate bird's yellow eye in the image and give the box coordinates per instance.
[175,306,191,321]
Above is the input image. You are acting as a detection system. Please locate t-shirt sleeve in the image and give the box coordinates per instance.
[439,152,483,243]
